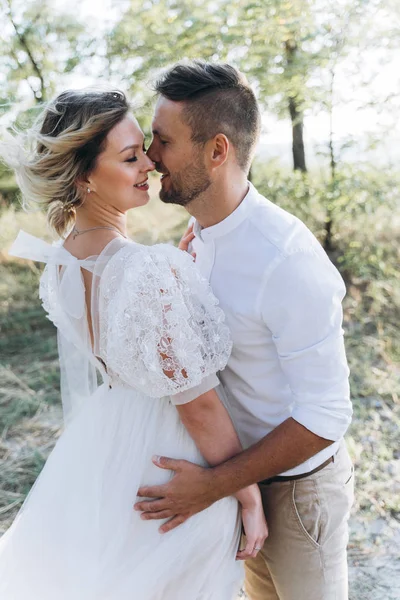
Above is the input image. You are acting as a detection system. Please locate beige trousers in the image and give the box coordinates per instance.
[244,441,354,600]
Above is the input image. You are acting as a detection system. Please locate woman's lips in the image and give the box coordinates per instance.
[134,180,149,191]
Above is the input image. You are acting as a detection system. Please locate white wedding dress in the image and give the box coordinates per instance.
[0,232,242,600]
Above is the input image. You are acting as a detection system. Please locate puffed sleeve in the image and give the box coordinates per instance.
[98,243,232,403]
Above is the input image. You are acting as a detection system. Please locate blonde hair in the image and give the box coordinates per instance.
[0,90,129,237]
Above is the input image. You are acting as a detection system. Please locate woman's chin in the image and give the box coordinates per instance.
[131,192,151,208]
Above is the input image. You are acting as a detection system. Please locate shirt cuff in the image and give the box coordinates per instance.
[291,403,353,442]
[170,372,220,405]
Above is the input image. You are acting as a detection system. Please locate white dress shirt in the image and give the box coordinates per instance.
[176,182,352,476]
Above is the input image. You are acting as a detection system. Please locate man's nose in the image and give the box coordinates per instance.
[146,141,158,163]
[144,155,155,172]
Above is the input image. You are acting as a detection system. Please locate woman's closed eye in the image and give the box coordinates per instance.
[125,145,147,163]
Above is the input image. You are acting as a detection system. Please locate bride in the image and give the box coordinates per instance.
[0,89,267,599]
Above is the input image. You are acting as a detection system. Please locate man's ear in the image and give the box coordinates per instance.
[206,134,229,171]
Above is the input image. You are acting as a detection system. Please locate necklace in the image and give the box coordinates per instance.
[72,225,128,240]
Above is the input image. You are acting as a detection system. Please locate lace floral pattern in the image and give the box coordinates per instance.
[99,243,232,398]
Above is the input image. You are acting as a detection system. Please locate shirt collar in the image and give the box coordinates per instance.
[193,181,258,243]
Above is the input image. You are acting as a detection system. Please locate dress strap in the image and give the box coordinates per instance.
[10,230,79,265]
[9,230,95,320]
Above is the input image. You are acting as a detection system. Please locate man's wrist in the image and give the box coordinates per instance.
[206,465,229,504]
[205,461,243,504]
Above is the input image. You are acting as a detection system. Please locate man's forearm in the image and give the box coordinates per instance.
[209,417,333,500]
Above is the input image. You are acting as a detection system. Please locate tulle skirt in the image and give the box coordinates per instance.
[0,384,242,599]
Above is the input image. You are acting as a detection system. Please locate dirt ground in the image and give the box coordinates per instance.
[237,518,400,599]
[347,517,400,600]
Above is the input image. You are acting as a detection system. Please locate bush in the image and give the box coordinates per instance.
[0,162,19,209]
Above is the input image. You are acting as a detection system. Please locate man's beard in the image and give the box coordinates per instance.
[159,159,211,207]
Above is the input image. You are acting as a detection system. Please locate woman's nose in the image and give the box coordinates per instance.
[144,155,156,172]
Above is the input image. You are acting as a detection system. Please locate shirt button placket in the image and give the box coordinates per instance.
[195,236,215,282]
[203,240,215,282]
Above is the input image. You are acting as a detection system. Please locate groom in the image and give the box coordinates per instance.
[139,61,354,599]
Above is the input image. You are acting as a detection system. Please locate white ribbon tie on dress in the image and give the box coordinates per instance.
[9,230,93,320]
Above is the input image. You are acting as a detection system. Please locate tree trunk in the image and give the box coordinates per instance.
[323,69,336,253]
[6,0,46,102]
[288,96,307,172]
[285,39,307,173]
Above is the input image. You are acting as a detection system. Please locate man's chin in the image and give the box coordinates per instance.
[159,189,189,207]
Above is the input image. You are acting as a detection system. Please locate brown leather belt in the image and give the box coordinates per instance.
[259,454,335,486]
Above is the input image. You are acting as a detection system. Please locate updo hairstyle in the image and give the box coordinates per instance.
[1,89,129,236]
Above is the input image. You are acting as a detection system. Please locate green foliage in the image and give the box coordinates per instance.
[0,0,93,103]
[254,162,399,257]
[0,174,18,209]
[106,0,388,122]
[252,161,323,233]
[105,0,400,174]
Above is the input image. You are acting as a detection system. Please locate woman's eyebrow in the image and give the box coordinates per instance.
[119,144,141,154]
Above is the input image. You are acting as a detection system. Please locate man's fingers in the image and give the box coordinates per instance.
[134,498,168,512]
[152,455,187,471]
[140,509,174,520]
[136,485,166,499]
[136,457,192,503]
[159,514,187,534]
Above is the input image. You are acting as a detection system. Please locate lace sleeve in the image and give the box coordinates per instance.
[98,244,232,400]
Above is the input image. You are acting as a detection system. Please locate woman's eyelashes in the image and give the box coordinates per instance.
[125,144,147,163]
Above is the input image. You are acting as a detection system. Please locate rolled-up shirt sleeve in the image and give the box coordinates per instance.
[260,248,352,441]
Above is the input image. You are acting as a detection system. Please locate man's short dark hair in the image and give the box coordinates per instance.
[155,61,261,173]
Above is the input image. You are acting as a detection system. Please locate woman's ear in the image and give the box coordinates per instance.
[76,177,94,195]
